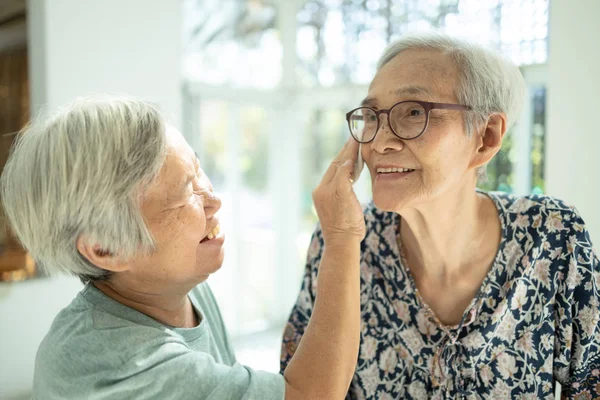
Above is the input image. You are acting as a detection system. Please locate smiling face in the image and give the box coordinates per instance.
[361,49,482,212]
[124,126,224,289]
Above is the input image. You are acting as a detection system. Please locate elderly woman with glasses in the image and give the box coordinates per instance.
[1,97,366,399]
[281,32,600,399]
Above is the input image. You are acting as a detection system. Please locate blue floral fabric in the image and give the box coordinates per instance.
[280,192,600,399]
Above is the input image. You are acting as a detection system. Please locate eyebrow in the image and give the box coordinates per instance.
[163,175,193,206]
[360,85,436,107]
[181,175,194,191]
[177,154,201,193]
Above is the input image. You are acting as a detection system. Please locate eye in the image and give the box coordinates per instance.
[409,108,423,117]
[359,111,377,125]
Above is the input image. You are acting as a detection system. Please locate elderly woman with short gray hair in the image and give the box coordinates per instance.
[1,97,366,399]
[281,32,600,399]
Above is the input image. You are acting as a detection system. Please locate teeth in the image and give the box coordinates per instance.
[206,224,220,240]
[377,167,415,173]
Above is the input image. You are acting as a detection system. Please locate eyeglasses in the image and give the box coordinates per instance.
[345,100,472,143]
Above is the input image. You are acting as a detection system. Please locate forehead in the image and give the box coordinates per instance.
[368,49,459,103]
[142,127,195,205]
[157,127,194,183]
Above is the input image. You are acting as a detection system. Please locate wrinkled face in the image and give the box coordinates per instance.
[129,126,224,288]
[361,49,481,212]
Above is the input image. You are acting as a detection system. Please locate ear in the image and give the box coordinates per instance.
[76,236,129,273]
[469,113,507,170]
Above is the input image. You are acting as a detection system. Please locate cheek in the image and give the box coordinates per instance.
[421,136,473,186]
[158,204,207,246]
[419,124,468,160]
[178,201,207,236]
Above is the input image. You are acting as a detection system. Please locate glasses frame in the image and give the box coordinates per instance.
[345,100,472,143]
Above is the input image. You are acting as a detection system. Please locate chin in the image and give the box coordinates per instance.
[372,191,413,212]
[213,247,225,271]
[203,247,225,276]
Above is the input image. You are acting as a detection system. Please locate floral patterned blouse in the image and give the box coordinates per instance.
[280,192,600,399]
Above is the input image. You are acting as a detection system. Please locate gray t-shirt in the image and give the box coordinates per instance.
[32,283,285,399]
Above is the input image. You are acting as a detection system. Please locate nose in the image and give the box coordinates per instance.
[203,190,222,219]
[370,113,404,154]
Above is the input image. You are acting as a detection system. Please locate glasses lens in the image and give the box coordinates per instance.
[348,108,377,143]
[390,102,427,139]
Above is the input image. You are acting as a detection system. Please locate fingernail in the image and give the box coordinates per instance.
[343,159,352,166]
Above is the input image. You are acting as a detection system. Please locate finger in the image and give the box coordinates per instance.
[332,159,356,194]
[321,160,343,185]
[334,139,360,184]
[321,140,352,183]
[332,139,360,182]
[332,137,359,165]
[322,138,361,184]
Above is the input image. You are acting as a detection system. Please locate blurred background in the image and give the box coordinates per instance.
[0,0,598,398]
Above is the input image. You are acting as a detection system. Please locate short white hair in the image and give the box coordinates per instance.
[1,96,167,283]
[377,32,526,179]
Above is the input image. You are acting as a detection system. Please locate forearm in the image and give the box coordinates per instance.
[283,242,361,399]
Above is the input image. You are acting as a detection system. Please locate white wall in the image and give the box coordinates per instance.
[0,1,181,398]
[546,0,600,240]
[27,0,182,122]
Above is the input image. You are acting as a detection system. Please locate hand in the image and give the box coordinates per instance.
[312,138,366,245]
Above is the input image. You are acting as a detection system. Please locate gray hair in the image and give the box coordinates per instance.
[377,32,526,180]
[1,97,167,283]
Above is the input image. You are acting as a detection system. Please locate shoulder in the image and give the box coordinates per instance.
[488,191,577,216]
[487,191,588,236]
[34,286,215,398]
[35,288,178,378]
[488,191,597,283]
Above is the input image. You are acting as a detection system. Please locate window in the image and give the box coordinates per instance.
[182,0,281,88]
[182,0,549,371]
[296,0,548,87]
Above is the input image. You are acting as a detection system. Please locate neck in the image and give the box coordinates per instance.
[398,185,499,282]
[93,279,199,328]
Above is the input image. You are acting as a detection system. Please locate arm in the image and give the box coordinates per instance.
[553,210,600,398]
[283,241,361,399]
[280,228,322,374]
[282,139,364,400]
